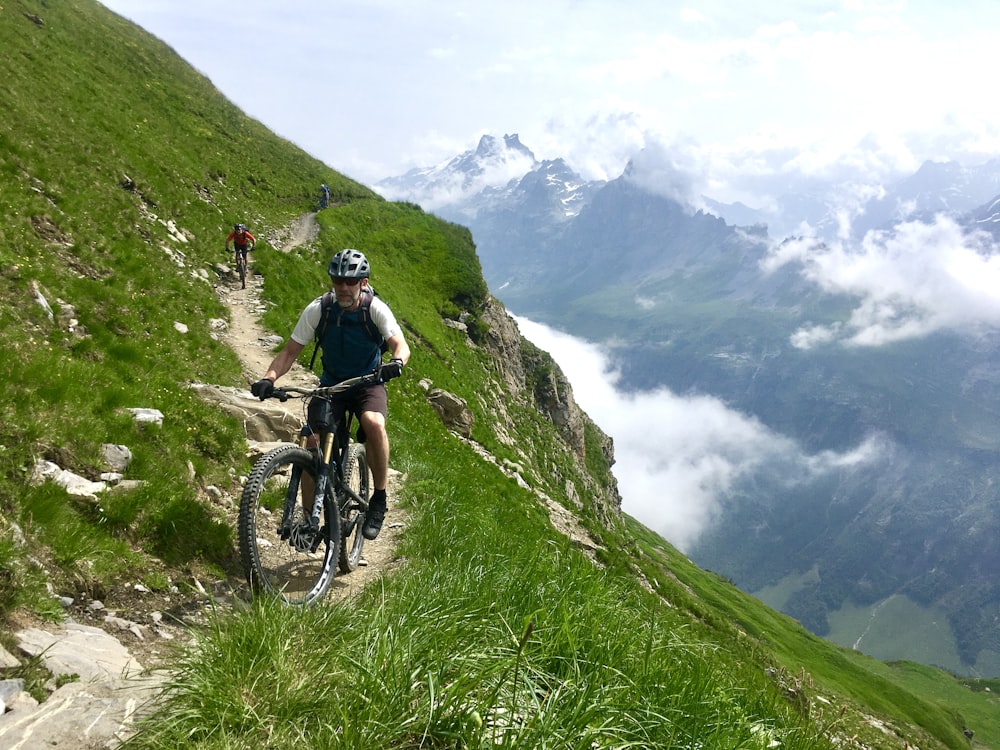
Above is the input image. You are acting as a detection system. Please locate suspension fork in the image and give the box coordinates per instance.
[279,427,323,531]
[276,428,314,536]
[308,431,336,531]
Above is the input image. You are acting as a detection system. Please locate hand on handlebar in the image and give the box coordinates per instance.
[380,357,404,382]
[251,378,275,400]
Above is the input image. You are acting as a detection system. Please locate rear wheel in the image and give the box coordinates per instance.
[238,445,341,605]
[338,443,370,573]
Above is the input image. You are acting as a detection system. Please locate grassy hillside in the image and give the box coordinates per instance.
[0,1,996,747]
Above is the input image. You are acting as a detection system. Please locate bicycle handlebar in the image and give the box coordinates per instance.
[265,371,383,402]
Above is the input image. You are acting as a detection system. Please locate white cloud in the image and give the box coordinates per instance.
[624,140,707,209]
[536,110,651,183]
[513,316,884,551]
[764,216,1000,348]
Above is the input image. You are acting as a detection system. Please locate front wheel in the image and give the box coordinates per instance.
[237,255,247,288]
[338,443,370,573]
[238,444,341,605]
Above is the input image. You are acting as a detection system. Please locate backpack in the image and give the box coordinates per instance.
[309,286,389,370]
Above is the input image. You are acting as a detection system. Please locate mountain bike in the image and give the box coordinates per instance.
[238,372,381,605]
[234,248,248,289]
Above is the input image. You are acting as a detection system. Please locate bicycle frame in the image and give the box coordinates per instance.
[290,407,366,535]
[271,373,379,538]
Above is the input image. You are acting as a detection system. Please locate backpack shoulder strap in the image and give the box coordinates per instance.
[309,292,336,370]
[358,288,389,353]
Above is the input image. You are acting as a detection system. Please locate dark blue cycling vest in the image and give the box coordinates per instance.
[318,303,383,385]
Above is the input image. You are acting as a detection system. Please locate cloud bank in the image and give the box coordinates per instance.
[514,316,885,551]
[762,216,1000,348]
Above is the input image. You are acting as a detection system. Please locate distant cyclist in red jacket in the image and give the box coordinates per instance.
[225,223,256,263]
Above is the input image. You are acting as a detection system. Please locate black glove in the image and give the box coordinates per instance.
[380,358,404,382]
[251,378,274,400]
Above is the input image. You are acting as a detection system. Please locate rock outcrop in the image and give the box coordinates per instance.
[426,388,475,437]
[189,383,303,443]
[0,623,165,748]
[478,296,621,524]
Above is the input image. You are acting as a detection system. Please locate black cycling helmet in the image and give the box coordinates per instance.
[235,223,246,232]
[327,249,370,279]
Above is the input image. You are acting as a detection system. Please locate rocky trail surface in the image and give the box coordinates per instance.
[0,213,407,749]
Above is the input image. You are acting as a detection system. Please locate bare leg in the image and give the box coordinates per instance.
[359,410,389,491]
[359,410,389,540]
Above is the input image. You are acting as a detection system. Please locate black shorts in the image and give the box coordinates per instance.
[307,383,387,434]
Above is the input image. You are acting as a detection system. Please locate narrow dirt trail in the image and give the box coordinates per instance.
[0,214,412,750]
[222,213,317,387]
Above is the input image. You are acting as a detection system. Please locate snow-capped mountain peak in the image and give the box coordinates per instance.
[375,133,538,209]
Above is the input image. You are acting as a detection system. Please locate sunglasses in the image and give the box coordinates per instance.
[331,277,362,287]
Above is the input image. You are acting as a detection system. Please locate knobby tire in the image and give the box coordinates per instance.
[237,255,247,288]
[338,443,370,573]
[238,444,341,605]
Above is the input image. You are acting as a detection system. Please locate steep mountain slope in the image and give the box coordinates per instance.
[0,1,997,747]
[383,134,1000,677]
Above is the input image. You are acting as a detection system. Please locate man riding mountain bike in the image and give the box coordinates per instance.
[251,248,410,540]
[226,223,256,263]
[226,223,257,288]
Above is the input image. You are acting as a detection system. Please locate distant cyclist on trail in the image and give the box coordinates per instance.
[319,183,330,209]
[225,223,256,264]
[250,249,410,541]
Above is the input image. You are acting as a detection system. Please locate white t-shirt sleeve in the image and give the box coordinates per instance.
[289,297,324,345]
[370,297,402,339]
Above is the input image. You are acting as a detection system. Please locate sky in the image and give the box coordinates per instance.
[99,0,1000,206]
